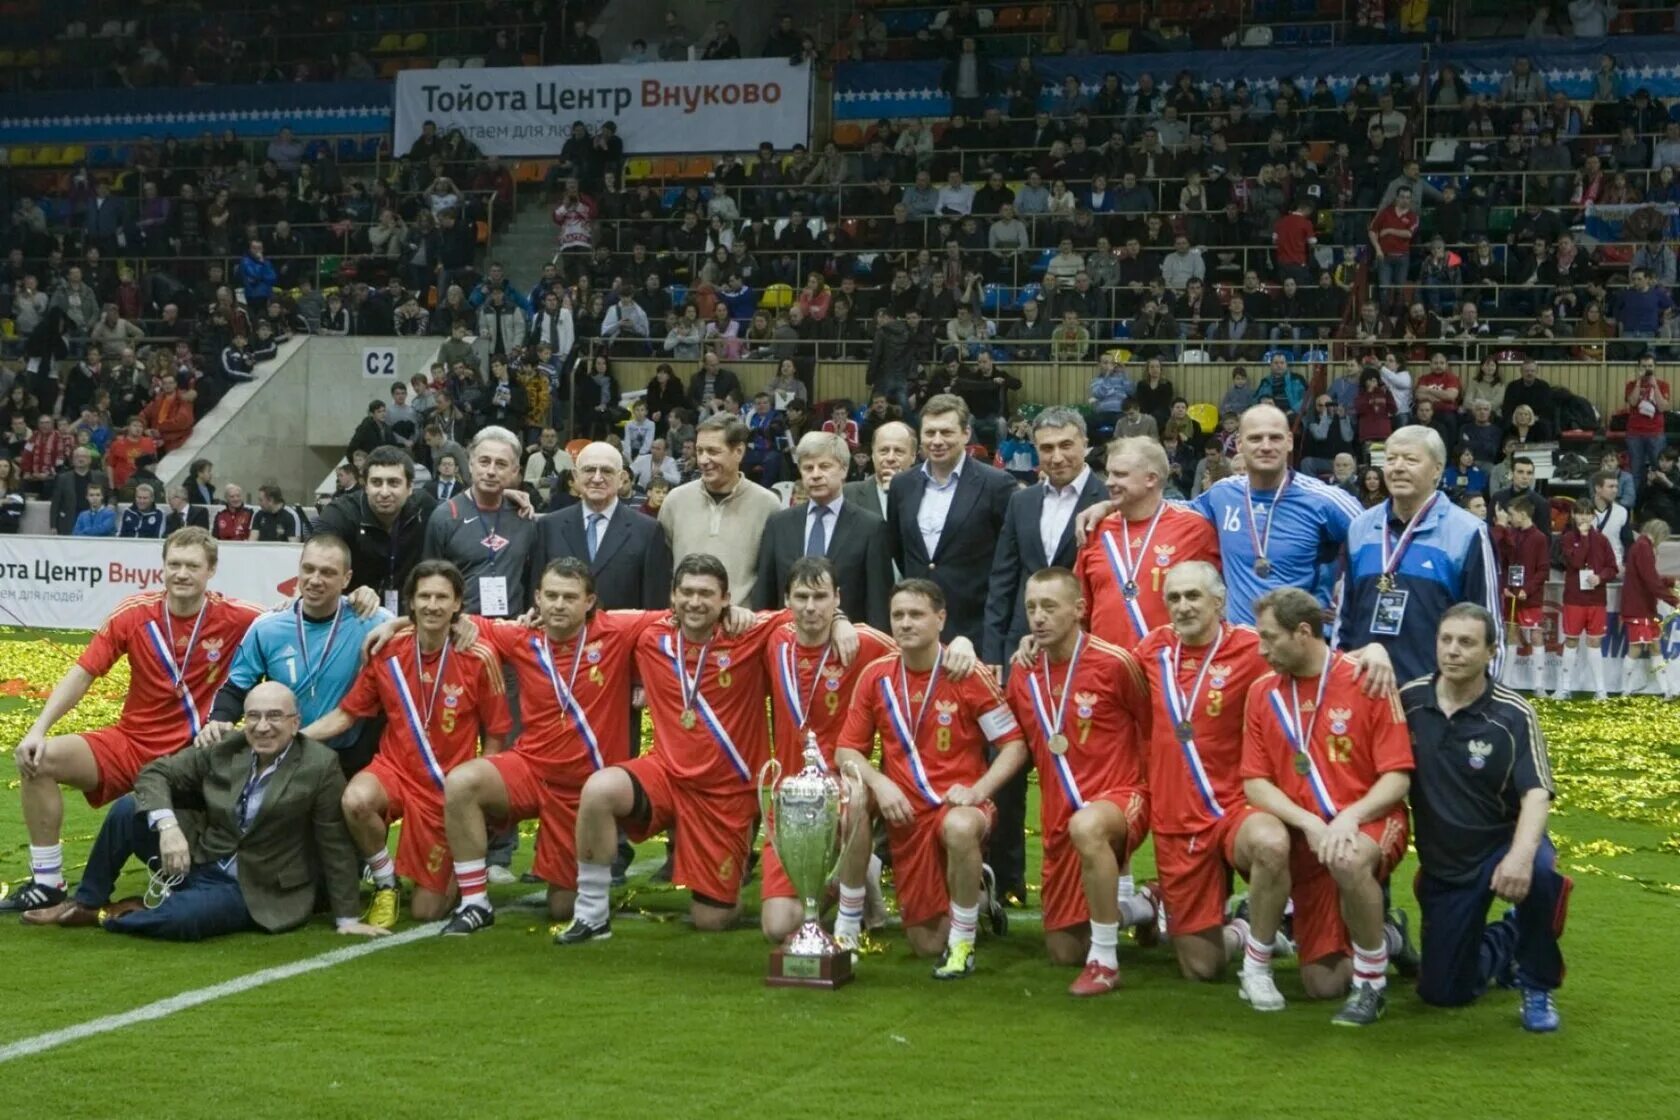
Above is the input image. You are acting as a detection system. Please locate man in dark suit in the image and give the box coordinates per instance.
[21,682,384,939]
[163,486,211,534]
[981,406,1107,904]
[885,393,1016,648]
[843,419,918,522]
[530,441,672,610]
[48,447,110,536]
[756,430,893,631]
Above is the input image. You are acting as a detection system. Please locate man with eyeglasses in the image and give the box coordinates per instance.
[20,682,384,939]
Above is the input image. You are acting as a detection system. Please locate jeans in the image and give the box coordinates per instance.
[1626,433,1668,500]
[1376,254,1409,309]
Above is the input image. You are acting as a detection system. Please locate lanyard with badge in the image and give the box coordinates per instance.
[1371,493,1439,637]
[477,503,511,616]
[290,599,344,699]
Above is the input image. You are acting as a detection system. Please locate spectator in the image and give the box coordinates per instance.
[252,483,310,542]
[49,446,110,535]
[71,483,116,537]
[1368,187,1420,315]
[116,481,165,538]
[214,483,255,541]
[701,20,742,60]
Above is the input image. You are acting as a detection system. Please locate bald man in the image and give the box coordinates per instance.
[531,441,673,610]
[844,420,917,520]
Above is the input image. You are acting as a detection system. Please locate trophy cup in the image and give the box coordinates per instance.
[757,732,861,989]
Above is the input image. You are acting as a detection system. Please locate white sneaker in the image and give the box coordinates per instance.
[486,865,518,885]
[1594,690,1609,702]
[1550,690,1571,702]
[1239,968,1287,1012]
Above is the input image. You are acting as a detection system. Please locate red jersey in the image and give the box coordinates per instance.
[1135,622,1270,834]
[474,610,662,786]
[1075,503,1220,648]
[340,632,512,792]
[764,617,896,770]
[1625,378,1671,436]
[1622,535,1680,617]
[106,434,159,489]
[1416,370,1462,414]
[1559,527,1618,607]
[1369,204,1418,256]
[838,654,1020,810]
[635,615,777,793]
[1273,212,1315,266]
[1004,636,1149,836]
[213,506,253,541]
[77,591,264,749]
[1497,523,1550,604]
[1240,653,1412,819]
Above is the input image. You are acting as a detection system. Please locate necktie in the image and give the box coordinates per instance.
[806,504,830,557]
[587,513,603,561]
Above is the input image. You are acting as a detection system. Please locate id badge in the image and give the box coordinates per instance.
[383,589,400,615]
[1371,589,1409,637]
[1578,569,1594,591]
[479,575,510,617]
[1507,564,1525,588]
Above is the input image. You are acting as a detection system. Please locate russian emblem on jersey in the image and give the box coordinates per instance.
[1154,543,1177,568]
[935,699,958,726]
[1209,663,1231,689]
[202,637,224,662]
[1467,740,1493,770]
[823,665,843,690]
[442,684,464,708]
[1075,692,1097,720]
[1328,708,1352,735]
[585,641,603,664]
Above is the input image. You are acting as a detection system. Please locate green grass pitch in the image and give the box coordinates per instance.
[2,629,1678,1118]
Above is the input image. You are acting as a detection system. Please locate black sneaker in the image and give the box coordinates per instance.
[554,917,613,945]
[2,881,67,915]
[519,871,544,885]
[1386,907,1420,980]
[1331,982,1388,1027]
[980,864,1008,937]
[439,905,494,936]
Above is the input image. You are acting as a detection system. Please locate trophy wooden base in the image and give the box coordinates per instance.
[766,948,855,989]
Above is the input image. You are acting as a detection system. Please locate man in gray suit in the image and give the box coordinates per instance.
[530,441,672,610]
[981,406,1107,904]
[22,682,384,939]
[843,420,918,521]
[49,446,110,537]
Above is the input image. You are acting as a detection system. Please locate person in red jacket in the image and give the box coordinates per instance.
[1554,499,1620,700]
[1620,518,1680,699]
[1497,494,1552,692]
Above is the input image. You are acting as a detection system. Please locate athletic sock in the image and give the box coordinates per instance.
[834,884,866,941]
[453,858,489,910]
[1500,645,1523,687]
[1088,920,1120,970]
[1242,929,1274,976]
[1118,891,1155,928]
[1586,645,1606,694]
[575,860,612,926]
[1116,872,1136,902]
[29,843,64,889]
[947,901,979,949]
[1353,940,1389,991]
[366,847,397,890]
[1225,917,1249,961]
[1557,645,1577,692]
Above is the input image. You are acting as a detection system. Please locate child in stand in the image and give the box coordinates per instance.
[998,418,1039,483]
[1620,518,1680,699]
[1354,368,1395,444]
[1497,494,1553,692]
[1555,499,1620,700]
[623,398,655,461]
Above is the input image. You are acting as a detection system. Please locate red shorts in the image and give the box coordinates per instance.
[619,754,756,906]
[1624,617,1661,645]
[486,751,582,891]
[363,754,451,895]
[1153,805,1259,938]
[1510,603,1544,631]
[1561,604,1607,638]
[1041,788,1150,933]
[79,725,167,808]
[887,800,996,929]
[1288,808,1409,965]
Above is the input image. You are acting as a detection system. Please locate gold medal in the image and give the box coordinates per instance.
[680,709,697,730]
[1047,733,1069,756]
[1293,753,1312,776]
[1376,574,1395,593]
[1175,719,1195,741]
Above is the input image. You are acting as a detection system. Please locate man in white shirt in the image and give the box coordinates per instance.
[1589,469,1629,568]
[936,169,976,217]
[631,437,683,492]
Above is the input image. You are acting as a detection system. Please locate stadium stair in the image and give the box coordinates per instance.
[491,191,566,300]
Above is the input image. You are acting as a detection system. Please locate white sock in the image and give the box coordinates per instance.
[575,860,612,926]
[1557,645,1577,692]
[1088,920,1120,970]
[1500,645,1524,686]
[948,901,979,948]
[452,858,488,910]
[1116,872,1135,902]
[1353,940,1389,991]
[1242,928,1274,975]
[1587,645,1606,693]
[1621,657,1643,694]
[1223,920,1246,962]
[29,843,64,888]
[1118,892,1155,928]
[366,847,397,889]
[834,884,866,940]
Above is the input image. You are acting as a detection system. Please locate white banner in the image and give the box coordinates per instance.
[393,59,812,157]
[0,536,303,631]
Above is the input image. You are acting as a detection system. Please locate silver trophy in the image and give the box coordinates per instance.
[757,732,862,989]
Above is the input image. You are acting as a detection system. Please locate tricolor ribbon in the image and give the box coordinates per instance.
[1027,635,1086,810]
[386,643,450,791]
[1265,653,1339,820]
[144,602,207,738]
[660,635,750,782]
[1379,492,1441,587]
[880,656,942,809]
[776,638,832,731]
[532,629,603,771]
[1100,503,1166,640]
[1157,627,1227,821]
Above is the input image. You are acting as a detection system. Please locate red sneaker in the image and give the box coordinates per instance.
[1068,961,1120,996]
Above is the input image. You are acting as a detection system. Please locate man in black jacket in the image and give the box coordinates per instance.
[312,447,437,612]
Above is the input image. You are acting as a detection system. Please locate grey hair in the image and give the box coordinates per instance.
[794,430,851,465]
[1165,559,1226,602]
[469,424,523,463]
[1031,406,1087,437]
[1386,424,1447,468]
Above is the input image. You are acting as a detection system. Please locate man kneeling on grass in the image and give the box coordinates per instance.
[21,682,387,940]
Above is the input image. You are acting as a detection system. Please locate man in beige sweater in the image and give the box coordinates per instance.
[657,414,782,607]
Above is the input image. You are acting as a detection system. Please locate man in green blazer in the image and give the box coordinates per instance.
[22,682,387,940]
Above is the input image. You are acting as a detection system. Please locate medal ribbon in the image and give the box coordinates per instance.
[291,598,345,697]
[776,638,832,731]
[1100,503,1165,640]
[386,640,451,790]
[1244,470,1291,571]
[144,601,208,737]
[533,626,603,771]
[1027,635,1086,810]
[1158,627,1228,821]
[1265,652,1339,819]
[880,654,943,808]
[1379,492,1441,587]
[659,634,749,782]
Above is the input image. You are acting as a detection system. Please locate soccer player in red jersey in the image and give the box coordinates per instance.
[7,527,264,915]
[303,560,512,928]
[436,557,665,935]
[1004,568,1152,996]
[1132,561,1283,990]
[1074,436,1219,650]
[1553,499,1619,700]
[563,553,783,942]
[1495,494,1552,692]
[837,580,1027,980]
[1241,588,1414,1027]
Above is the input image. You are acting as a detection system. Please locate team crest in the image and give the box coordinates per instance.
[203,637,224,662]
[442,683,465,708]
[585,641,603,664]
[1467,740,1493,770]
[935,699,958,726]
[715,653,731,669]
[1209,664,1231,689]
[1154,543,1177,568]
[1075,691,1097,719]
[1328,708,1352,735]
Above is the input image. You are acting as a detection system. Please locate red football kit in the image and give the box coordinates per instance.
[1558,526,1619,639]
[76,591,264,806]
[760,619,897,902]
[1497,523,1551,631]
[1622,535,1680,644]
[473,610,659,889]
[340,633,512,893]
[838,654,1021,928]
[1241,652,1413,962]
[1134,622,1271,937]
[1004,635,1151,932]
[622,615,778,905]
[1075,503,1220,649]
